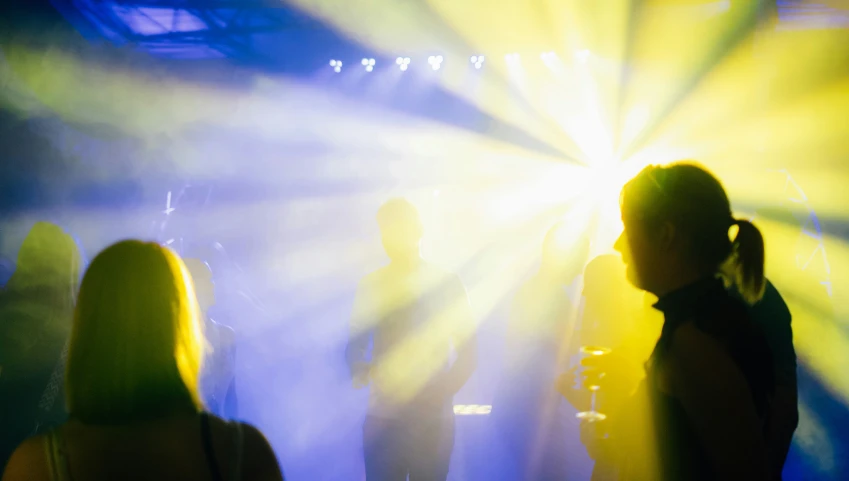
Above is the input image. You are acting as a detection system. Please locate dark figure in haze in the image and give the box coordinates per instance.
[2,240,282,481]
[582,162,775,481]
[493,222,588,480]
[0,222,81,472]
[556,255,661,419]
[346,198,477,481]
[184,258,239,420]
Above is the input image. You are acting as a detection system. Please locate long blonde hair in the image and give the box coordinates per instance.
[65,240,205,423]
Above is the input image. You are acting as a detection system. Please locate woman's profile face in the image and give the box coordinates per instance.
[615,215,661,293]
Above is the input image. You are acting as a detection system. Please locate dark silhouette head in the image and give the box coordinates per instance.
[583,254,629,303]
[377,198,423,265]
[183,258,215,313]
[7,221,81,301]
[540,221,590,284]
[615,162,765,303]
[66,240,204,423]
[0,222,81,366]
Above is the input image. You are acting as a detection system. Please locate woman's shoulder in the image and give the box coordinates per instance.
[2,433,52,481]
[691,289,752,338]
[205,416,283,481]
[669,321,726,358]
[665,321,752,395]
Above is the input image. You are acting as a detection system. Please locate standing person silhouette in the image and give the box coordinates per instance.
[556,254,662,427]
[184,258,238,420]
[346,198,477,481]
[494,222,588,480]
[0,222,81,472]
[583,162,775,481]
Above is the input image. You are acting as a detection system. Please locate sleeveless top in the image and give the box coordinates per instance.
[44,413,244,481]
[644,277,775,481]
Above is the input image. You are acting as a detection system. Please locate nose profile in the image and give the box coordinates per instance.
[613,232,626,257]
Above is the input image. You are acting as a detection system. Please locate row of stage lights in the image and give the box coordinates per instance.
[329,55,482,73]
[329,50,590,73]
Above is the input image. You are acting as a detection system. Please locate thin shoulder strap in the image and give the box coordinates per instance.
[200,412,224,481]
[45,430,72,481]
[228,422,244,481]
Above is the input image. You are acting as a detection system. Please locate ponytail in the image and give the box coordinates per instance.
[729,219,766,304]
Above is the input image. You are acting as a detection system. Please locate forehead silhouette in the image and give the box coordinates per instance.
[377,198,421,229]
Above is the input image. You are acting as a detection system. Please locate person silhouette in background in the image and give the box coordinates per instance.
[493,222,588,480]
[2,240,283,481]
[0,222,81,472]
[346,198,477,481]
[184,258,238,420]
[557,254,662,426]
[583,162,775,481]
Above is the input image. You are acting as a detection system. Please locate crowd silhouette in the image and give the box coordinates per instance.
[0,161,799,481]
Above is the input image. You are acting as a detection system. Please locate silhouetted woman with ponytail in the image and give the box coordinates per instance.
[583,162,774,481]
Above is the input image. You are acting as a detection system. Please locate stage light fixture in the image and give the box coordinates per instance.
[397,56,411,71]
[362,58,376,72]
[427,55,443,71]
[470,55,484,69]
[330,59,342,72]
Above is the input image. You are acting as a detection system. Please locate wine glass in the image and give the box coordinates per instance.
[575,345,611,422]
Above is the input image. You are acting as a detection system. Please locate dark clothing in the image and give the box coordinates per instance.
[741,280,797,480]
[0,289,71,472]
[645,277,775,481]
[0,357,66,473]
[733,280,796,386]
[363,411,454,481]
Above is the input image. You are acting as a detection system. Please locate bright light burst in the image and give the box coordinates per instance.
[277,1,849,466]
